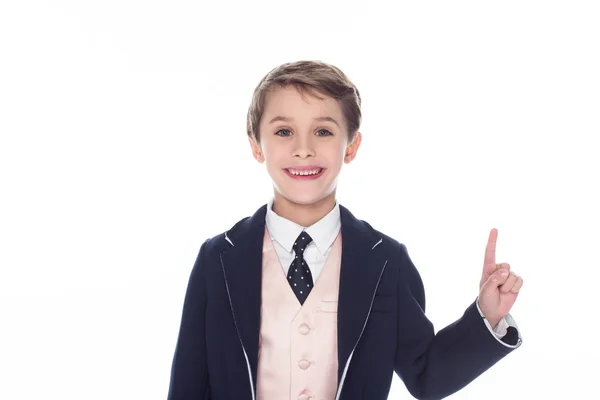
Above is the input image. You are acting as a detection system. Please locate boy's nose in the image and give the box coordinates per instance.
[293,145,316,158]
[293,137,316,158]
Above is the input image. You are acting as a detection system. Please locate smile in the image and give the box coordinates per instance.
[287,168,322,176]
[284,168,325,180]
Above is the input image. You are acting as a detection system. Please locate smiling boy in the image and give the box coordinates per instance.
[168,60,523,400]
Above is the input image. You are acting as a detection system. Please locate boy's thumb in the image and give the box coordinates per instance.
[480,269,509,296]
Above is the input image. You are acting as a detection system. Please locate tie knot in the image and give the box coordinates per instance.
[293,232,312,255]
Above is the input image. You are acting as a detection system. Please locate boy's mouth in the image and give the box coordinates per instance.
[284,167,325,180]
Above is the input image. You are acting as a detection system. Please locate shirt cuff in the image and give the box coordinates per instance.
[476,297,522,348]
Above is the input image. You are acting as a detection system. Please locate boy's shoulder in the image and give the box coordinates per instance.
[199,204,267,255]
[350,216,410,263]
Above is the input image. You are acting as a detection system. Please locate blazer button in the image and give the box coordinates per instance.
[298,323,310,335]
[298,359,310,370]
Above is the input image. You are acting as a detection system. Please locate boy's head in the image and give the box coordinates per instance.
[246,60,363,209]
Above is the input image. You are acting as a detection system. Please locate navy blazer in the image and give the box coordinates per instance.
[168,204,516,400]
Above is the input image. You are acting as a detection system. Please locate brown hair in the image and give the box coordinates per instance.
[246,60,362,144]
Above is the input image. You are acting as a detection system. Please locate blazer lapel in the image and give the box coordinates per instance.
[219,205,267,390]
[337,205,387,384]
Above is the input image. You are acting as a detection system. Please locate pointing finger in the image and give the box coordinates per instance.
[483,228,498,272]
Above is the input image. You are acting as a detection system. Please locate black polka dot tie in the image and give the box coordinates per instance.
[287,231,313,305]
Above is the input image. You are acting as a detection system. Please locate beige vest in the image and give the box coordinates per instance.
[256,228,341,400]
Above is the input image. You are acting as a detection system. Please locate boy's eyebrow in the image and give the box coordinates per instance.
[268,116,340,128]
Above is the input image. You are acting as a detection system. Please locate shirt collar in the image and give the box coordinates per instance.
[265,197,341,255]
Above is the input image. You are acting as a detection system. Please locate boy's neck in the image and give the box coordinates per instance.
[272,192,337,228]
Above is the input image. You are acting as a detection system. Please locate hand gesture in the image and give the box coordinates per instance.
[478,228,523,328]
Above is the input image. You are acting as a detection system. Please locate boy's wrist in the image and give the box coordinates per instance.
[476,297,501,328]
[487,317,501,329]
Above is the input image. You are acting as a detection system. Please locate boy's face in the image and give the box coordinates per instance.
[250,85,361,208]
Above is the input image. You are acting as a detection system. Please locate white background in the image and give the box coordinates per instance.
[1,1,599,399]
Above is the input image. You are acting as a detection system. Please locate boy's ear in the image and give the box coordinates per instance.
[344,131,362,164]
[248,135,265,163]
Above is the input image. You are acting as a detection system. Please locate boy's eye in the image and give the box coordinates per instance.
[275,129,292,137]
[275,129,333,137]
[316,129,333,136]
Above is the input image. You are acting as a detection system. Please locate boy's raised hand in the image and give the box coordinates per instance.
[478,228,523,328]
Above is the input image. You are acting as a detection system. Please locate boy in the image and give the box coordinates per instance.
[168,60,523,400]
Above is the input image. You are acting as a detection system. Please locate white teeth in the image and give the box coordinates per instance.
[288,168,321,176]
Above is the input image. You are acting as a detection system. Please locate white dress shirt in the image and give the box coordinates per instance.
[265,197,341,283]
[264,198,520,347]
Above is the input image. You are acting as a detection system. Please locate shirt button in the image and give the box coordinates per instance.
[298,324,310,335]
[298,359,310,370]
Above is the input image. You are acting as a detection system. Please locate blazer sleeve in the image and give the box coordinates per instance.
[394,244,517,400]
[168,240,211,400]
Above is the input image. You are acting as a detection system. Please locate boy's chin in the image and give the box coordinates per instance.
[276,190,336,207]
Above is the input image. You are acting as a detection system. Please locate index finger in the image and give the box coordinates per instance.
[484,228,498,269]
